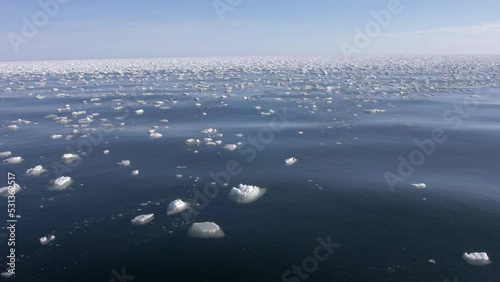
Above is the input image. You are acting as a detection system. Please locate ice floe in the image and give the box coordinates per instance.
[223,144,237,151]
[61,153,81,164]
[3,156,23,164]
[188,222,225,239]
[462,252,492,266]
[364,109,386,114]
[117,160,131,167]
[49,176,73,191]
[150,132,163,139]
[131,170,139,176]
[131,213,154,225]
[39,235,56,245]
[228,184,266,204]
[167,199,189,215]
[0,272,14,278]
[0,151,12,158]
[50,134,63,140]
[0,184,21,197]
[411,183,426,189]
[185,138,201,145]
[26,165,47,176]
[285,157,298,166]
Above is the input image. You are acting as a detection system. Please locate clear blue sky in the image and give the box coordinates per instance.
[0,0,499,61]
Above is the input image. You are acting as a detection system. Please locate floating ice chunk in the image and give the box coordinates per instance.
[285,157,298,166]
[61,153,81,164]
[176,174,183,178]
[0,272,14,278]
[462,252,492,266]
[3,156,23,164]
[428,259,436,264]
[150,132,163,139]
[131,170,139,176]
[49,176,73,191]
[228,184,266,204]
[159,119,169,123]
[26,165,47,176]
[103,150,110,154]
[0,184,21,197]
[364,109,386,114]
[7,124,18,130]
[131,213,154,225]
[167,199,189,215]
[50,134,63,140]
[39,235,56,245]
[411,183,426,189]
[0,151,12,158]
[201,128,217,134]
[188,222,225,239]
[206,141,216,146]
[185,138,201,145]
[117,160,131,167]
[224,144,237,151]
[135,109,144,115]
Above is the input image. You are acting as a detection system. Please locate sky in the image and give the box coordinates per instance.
[0,0,499,61]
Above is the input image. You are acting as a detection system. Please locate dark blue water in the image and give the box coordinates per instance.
[0,56,499,282]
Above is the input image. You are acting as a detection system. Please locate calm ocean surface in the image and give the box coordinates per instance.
[0,56,499,282]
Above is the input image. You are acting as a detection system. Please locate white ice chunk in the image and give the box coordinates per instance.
[50,134,63,140]
[26,165,47,176]
[131,170,139,176]
[0,184,21,197]
[188,222,225,239]
[0,272,14,278]
[411,183,426,189]
[39,235,56,245]
[117,160,131,167]
[135,109,144,115]
[224,144,237,151]
[150,132,163,139]
[103,150,110,154]
[462,252,492,266]
[0,151,12,158]
[167,199,189,215]
[7,124,18,130]
[185,138,201,145]
[131,213,154,225]
[49,176,73,191]
[61,153,81,164]
[285,157,298,166]
[3,156,23,164]
[364,109,386,114]
[228,184,266,204]
[201,128,217,134]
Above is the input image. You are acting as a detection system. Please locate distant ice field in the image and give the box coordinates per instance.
[0,56,499,282]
